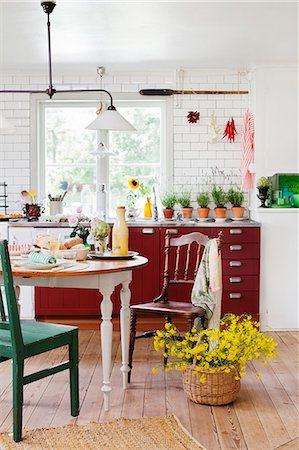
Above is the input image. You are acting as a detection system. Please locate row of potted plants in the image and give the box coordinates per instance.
[161,186,245,220]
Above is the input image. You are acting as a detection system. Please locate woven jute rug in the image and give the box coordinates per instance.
[0,415,205,450]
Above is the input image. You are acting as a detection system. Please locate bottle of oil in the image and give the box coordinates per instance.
[112,206,129,256]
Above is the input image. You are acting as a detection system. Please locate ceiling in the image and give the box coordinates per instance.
[0,1,297,74]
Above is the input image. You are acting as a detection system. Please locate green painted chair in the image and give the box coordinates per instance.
[0,240,79,442]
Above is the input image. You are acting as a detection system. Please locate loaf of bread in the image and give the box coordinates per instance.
[64,237,83,249]
[71,243,86,250]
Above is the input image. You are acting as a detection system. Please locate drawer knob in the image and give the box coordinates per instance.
[229,293,242,299]
[230,229,242,234]
[230,245,242,251]
[229,277,241,283]
[142,228,155,234]
[166,229,178,234]
[229,261,242,267]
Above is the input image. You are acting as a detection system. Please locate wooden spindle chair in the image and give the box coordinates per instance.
[128,231,222,382]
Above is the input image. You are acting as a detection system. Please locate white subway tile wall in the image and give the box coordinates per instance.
[0,71,249,210]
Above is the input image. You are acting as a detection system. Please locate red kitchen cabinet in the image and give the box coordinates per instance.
[35,224,260,320]
[35,225,160,317]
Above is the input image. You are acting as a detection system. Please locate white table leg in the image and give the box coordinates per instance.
[120,272,132,389]
[100,281,114,411]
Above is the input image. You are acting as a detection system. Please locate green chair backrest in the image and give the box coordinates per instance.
[0,240,24,352]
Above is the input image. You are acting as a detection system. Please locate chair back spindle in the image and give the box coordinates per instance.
[159,232,210,303]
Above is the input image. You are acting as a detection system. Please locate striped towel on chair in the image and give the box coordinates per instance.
[241,110,254,190]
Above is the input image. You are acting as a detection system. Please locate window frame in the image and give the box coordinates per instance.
[31,92,173,210]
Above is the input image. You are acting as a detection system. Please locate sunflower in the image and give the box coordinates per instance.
[128,177,139,190]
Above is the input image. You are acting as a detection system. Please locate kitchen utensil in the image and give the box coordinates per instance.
[139,89,249,96]
[21,190,32,204]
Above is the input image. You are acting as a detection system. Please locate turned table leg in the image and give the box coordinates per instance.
[99,281,114,411]
[120,272,132,389]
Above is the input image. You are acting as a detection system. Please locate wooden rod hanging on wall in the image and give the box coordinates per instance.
[139,89,248,96]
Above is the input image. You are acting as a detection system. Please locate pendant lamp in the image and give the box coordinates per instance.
[0,1,135,132]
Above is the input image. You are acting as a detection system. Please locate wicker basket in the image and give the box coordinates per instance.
[182,366,241,405]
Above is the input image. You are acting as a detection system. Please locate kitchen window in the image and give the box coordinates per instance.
[36,98,168,217]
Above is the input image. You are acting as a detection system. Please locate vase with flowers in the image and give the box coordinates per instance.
[68,215,90,244]
[90,218,111,254]
[152,314,278,405]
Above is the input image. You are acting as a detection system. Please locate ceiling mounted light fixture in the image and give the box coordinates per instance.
[0,1,135,131]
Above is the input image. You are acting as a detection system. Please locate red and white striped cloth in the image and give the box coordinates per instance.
[241,110,255,190]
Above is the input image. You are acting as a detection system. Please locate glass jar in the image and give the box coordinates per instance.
[112,206,129,256]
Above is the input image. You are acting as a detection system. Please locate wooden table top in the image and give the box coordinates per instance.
[3,256,148,278]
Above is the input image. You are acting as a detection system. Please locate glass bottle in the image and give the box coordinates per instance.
[112,206,129,256]
[96,183,107,220]
[144,196,152,218]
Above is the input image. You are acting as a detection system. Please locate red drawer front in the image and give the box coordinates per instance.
[222,290,259,315]
[35,287,104,316]
[222,259,259,275]
[211,227,260,243]
[221,243,259,259]
[223,275,259,291]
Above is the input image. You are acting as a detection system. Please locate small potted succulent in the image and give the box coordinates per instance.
[211,185,228,220]
[227,188,245,219]
[161,192,177,219]
[177,192,193,219]
[257,176,270,208]
[196,192,210,221]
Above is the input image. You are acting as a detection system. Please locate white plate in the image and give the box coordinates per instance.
[215,218,227,223]
[13,259,65,270]
[89,251,139,260]
[199,218,209,222]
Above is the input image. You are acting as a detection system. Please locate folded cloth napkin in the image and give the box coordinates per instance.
[191,238,222,331]
[28,252,57,265]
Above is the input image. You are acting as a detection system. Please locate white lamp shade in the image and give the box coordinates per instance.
[86,109,136,131]
[0,113,16,134]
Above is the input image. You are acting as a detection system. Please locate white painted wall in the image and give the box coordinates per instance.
[0,69,249,211]
[1,65,298,329]
[252,66,299,330]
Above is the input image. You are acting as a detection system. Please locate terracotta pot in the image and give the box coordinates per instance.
[197,207,210,219]
[214,207,227,219]
[163,208,174,219]
[181,207,193,219]
[231,206,245,219]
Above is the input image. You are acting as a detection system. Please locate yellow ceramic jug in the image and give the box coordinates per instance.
[112,206,129,256]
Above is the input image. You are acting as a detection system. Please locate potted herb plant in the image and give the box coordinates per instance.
[211,185,228,220]
[161,192,177,219]
[177,192,193,219]
[152,314,278,405]
[257,176,270,208]
[227,188,245,219]
[196,192,210,221]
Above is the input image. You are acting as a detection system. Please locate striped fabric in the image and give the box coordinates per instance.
[241,110,254,190]
[29,252,56,265]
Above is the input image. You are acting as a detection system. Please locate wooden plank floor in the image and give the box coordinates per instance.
[0,331,298,450]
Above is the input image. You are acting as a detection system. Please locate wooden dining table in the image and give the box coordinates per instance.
[0,256,148,411]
